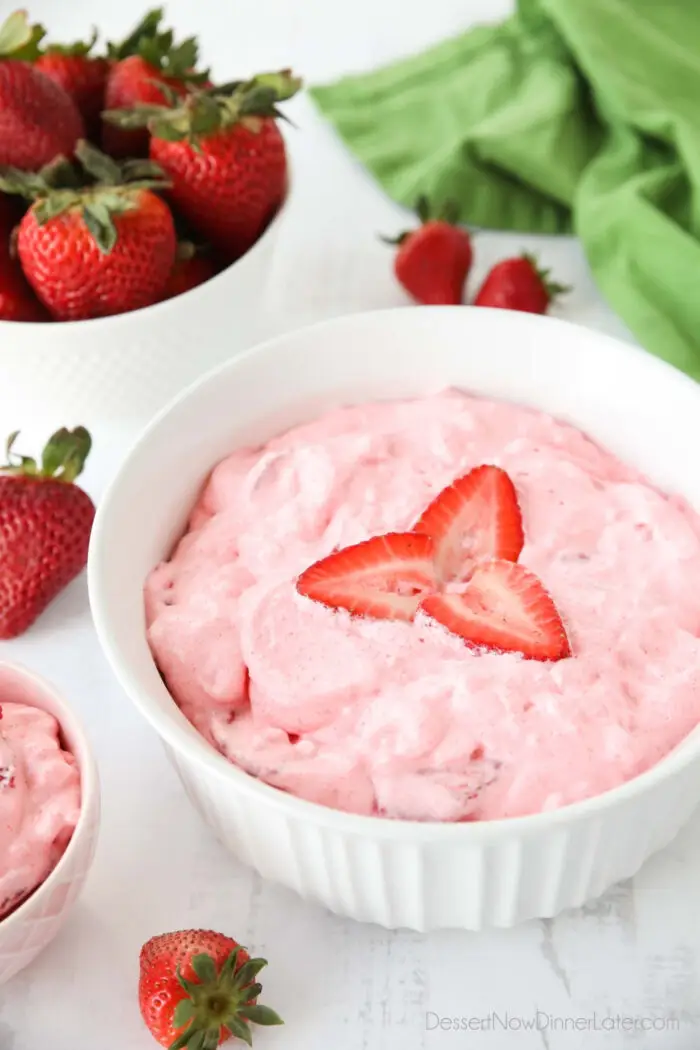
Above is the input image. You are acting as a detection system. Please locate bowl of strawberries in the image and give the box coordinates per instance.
[0,8,299,426]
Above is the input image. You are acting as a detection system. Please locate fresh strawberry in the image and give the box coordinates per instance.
[421,560,570,661]
[297,532,436,622]
[414,465,523,583]
[138,928,283,1050]
[0,427,95,639]
[102,9,209,158]
[0,141,176,320]
[473,253,569,314]
[384,197,472,305]
[0,10,84,171]
[160,240,217,301]
[35,30,109,138]
[104,71,300,261]
[0,194,47,321]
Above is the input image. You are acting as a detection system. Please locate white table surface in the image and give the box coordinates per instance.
[1,1,698,1048]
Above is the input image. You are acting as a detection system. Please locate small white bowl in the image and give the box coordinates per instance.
[0,175,291,430]
[0,663,100,984]
[88,307,700,931]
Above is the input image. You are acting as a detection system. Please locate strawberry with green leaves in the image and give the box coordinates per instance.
[384,196,473,305]
[0,427,94,639]
[35,29,109,138]
[0,10,84,170]
[0,141,176,320]
[104,71,300,261]
[138,929,283,1049]
[103,8,209,158]
[473,254,569,314]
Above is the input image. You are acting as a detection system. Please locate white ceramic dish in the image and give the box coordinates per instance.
[88,306,700,931]
[0,174,290,430]
[0,663,100,984]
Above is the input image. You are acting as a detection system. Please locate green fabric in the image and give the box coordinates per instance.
[311,0,700,379]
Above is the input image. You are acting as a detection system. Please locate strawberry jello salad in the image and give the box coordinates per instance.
[145,390,700,821]
[0,703,81,920]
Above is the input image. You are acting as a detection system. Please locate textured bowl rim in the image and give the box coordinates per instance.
[0,149,293,334]
[89,306,700,841]
[0,661,100,930]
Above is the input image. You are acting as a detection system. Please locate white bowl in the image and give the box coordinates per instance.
[0,663,100,983]
[0,180,290,430]
[88,306,700,931]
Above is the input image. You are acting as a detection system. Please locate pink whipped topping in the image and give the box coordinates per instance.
[145,390,700,821]
[0,703,81,920]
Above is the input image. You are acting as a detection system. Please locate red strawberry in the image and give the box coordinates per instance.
[297,532,436,622]
[473,253,569,314]
[0,141,176,320]
[0,194,47,321]
[104,71,301,261]
[421,560,570,661]
[384,196,472,305]
[0,427,95,639]
[138,928,283,1049]
[0,11,84,171]
[35,30,109,138]
[160,240,217,301]
[103,10,209,158]
[413,465,523,583]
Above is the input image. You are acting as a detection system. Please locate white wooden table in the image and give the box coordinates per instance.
[1,1,698,1048]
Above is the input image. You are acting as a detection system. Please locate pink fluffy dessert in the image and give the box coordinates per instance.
[145,390,700,821]
[0,702,81,919]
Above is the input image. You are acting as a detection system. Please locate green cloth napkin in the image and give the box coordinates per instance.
[311,0,700,379]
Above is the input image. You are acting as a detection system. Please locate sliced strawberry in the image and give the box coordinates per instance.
[414,465,524,583]
[421,560,570,660]
[296,532,436,621]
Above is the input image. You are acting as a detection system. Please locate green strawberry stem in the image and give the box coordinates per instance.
[169,947,282,1050]
[103,69,302,144]
[0,9,46,60]
[521,252,571,303]
[2,427,91,484]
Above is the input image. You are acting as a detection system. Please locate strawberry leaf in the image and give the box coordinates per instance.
[172,999,196,1028]
[43,27,98,58]
[238,1004,284,1026]
[227,1019,253,1047]
[82,203,118,253]
[75,141,122,186]
[233,957,267,987]
[191,953,217,985]
[0,10,45,59]
[415,195,431,223]
[106,7,163,60]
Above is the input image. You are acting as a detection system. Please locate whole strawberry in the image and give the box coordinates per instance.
[0,194,47,321]
[103,9,209,159]
[160,240,217,301]
[104,71,300,261]
[0,141,176,320]
[0,427,94,639]
[473,253,569,314]
[385,197,473,305]
[139,928,283,1049]
[0,10,84,170]
[35,29,109,138]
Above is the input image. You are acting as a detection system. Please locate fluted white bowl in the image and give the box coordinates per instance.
[0,177,290,430]
[0,663,100,983]
[88,307,700,930]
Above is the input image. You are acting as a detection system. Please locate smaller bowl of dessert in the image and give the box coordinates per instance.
[0,663,100,984]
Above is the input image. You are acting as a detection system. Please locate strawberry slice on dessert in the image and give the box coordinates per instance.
[296,532,436,621]
[414,465,524,583]
[421,559,570,660]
